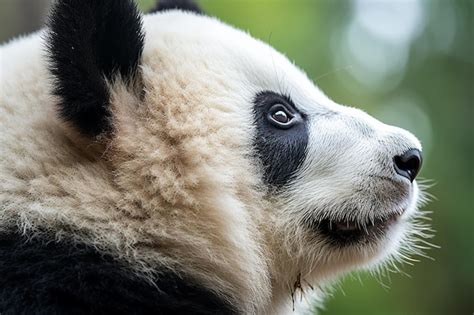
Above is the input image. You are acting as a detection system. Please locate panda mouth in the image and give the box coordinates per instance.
[316,214,399,245]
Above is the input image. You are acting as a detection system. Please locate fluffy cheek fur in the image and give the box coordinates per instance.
[105,54,273,311]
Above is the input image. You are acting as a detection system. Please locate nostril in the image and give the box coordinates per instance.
[393,149,423,182]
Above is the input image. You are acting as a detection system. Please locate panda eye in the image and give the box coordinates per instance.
[267,104,296,129]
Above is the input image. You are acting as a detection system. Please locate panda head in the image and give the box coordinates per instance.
[47,0,428,310]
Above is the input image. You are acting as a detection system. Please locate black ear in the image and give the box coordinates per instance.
[47,0,145,137]
[150,0,203,14]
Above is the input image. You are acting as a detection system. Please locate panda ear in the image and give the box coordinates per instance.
[150,0,203,14]
[47,0,145,137]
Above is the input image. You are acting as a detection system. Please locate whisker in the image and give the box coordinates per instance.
[313,65,354,82]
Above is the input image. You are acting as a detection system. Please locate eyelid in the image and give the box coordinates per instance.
[271,104,294,118]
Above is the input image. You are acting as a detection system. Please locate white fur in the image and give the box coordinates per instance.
[0,11,430,314]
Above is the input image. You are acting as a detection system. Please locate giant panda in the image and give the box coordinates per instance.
[0,0,430,314]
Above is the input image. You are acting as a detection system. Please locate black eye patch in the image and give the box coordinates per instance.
[252,91,309,188]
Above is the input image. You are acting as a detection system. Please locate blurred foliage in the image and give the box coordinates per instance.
[1,0,472,314]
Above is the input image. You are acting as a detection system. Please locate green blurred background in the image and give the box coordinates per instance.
[1,0,472,314]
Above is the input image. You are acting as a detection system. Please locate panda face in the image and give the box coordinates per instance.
[134,12,423,274]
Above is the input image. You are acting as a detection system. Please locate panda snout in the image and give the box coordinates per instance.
[393,149,422,182]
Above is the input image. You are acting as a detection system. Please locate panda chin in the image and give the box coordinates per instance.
[316,213,400,246]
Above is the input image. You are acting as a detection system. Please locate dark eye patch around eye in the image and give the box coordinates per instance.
[252,91,309,189]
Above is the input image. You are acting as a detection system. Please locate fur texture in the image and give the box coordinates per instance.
[0,1,430,314]
[0,231,236,314]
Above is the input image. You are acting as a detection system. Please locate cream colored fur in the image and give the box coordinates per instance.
[0,11,430,314]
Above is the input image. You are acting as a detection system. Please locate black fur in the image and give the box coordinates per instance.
[253,91,309,188]
[47,0,145,136]
[151,0,203,14]
[0,231,236,314]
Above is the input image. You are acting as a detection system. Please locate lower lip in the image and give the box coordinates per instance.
[316,214,399,245]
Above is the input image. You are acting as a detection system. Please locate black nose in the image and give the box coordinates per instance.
[393,149,422,182]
